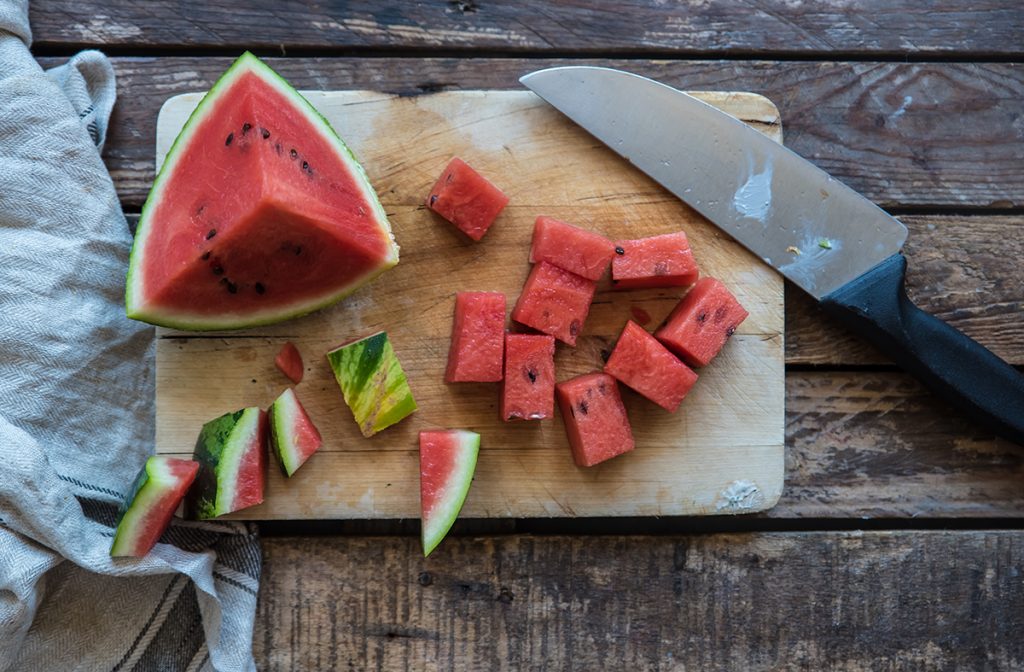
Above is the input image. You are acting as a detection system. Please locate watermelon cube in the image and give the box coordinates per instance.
[511,261,596,346]
[611,231,700,290]
[501,333,556,421]
[529,216,616,281]
[604,321,698,412]
[446,291,506,383]
[655,277,749,367]
[556,373,635,467]
[426,157,509,241]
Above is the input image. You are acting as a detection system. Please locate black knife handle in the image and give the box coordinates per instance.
[820,253,1024,446]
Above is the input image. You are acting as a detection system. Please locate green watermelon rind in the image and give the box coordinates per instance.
[421,430,480,558]
[186,407,263,520]
[110,456,195,557]
[268,387,318,477]
[326,331,418,437]
[126,51,399,331]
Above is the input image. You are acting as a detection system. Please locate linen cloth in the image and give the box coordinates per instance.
[0,2,260,669]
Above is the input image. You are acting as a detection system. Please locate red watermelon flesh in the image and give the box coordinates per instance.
[655,277,749,367]
[446,291,506,383]
[611,231,700,290]
[126,53,398,331]
[110,456,200,558]
[556,373,635,467]
[529,216,615,281]
[501,333,556,421]
[426,157,509,241]
[420,429,480,557]
[268,388,323,477]
[604,320,698,412]
[511,261,596,346]
[275,341,304,383]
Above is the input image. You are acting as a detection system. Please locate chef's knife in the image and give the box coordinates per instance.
[521,66,1024,445]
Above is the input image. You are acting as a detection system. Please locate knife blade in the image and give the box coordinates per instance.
[521,66,1024,445]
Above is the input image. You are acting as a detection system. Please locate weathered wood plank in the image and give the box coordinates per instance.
[776,371,1024,519]
[786,214,1024,365]
[30,0,1024,56]
[255,531,1024,671]
[69,57,1024,210]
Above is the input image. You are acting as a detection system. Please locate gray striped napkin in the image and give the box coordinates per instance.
[0,1,260,669]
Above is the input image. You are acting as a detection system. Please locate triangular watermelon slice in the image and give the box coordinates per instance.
[419,429,480,557]
[268,387,323,477]
[126,52,399,330]
[111,456,199,558]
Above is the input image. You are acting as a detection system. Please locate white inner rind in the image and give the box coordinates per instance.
[126,52,399,330]
[272,389,301,476]
[422,430,480,555]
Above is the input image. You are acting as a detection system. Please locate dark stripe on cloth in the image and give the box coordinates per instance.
[213,570,258,597]
[59,473,122,499]
[112,574,182,672]
[130,583,205,672]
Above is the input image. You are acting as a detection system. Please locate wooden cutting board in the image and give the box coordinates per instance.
[154,89,785,519]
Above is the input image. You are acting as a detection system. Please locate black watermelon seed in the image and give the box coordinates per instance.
[418,572,433,587]
[429,194,438,205]
[255,282,265,295]
[302,160,309,171]
[526,368,537,383]
[598,380,607,394]
[445,172,454,184]
[569,320,581,337]
[274,143,282,155]
[205,228,217,240]
[261,127,270,139]
[212,264,224,276]
[242,122,252,134]
[615,246,625,255]
[200,251,210,261]
[294,245,302,256]
[577,400,589,415]
[225,132,233,146]
[696,311,708,324]
[221,278,238,294]
[726,325,736,337]
[290,148,298,159]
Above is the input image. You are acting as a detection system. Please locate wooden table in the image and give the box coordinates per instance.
[34,2,1023,668]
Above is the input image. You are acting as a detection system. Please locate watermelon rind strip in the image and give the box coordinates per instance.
[422,430,480,557]
[326,331,418,437]
[110,456,194,557]
[126,52,399,331]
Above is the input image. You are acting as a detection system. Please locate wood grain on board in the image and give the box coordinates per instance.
[254,531,1024,671]
[71,57,1024,211]
[30,0,1024,56]
[154,90,784,519]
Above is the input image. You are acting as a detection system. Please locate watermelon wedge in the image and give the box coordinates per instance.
[420,429,480,557]
[110,456,199,558]
[274,341,304,383]
[185,407,267,519]
[327,331,417,437]
[125,52,399,331]
[268,388,323,477]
